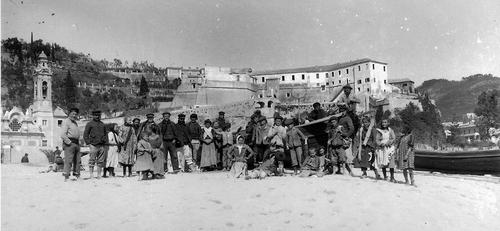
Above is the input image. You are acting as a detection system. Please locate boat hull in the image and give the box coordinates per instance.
[415,149,500,174]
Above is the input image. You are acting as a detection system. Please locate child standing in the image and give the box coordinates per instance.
[200,120,218,171]
[227,136,255,178]
[104,123,122,177]
[396,127,416,186]
[375,118,397,182]
[135,130,154,181]
[220,125,234,171]
[285,118,308,175]
[328,117,353,176]
[356,116,381,179]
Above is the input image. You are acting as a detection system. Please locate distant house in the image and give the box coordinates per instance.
[388,78,415,94]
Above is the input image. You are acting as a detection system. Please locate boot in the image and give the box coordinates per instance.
[403,169,409,184]
[102,167,108,178]
[110,167,115,177]
[373,169,382,179]
[382,168,388,180]
[389,168,396,182]
[293,166,298,175]
[409,170,416,186]
[361,169,367,178]
[128,166,132,177]
[123,166,127,177]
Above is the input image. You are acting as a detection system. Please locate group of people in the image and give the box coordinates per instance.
[59,84,416,186]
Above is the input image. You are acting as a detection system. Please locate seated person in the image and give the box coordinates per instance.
[299,147,325,177]
[54,153,64,172]
[246,155,280,180]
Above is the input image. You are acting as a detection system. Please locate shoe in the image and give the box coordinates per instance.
[390,178,396,183]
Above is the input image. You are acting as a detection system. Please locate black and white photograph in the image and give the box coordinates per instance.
[1,0,499,230]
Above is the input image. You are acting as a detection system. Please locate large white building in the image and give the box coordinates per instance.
[252,58,390,96]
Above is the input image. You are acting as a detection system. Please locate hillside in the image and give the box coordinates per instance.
[417,74,500,121]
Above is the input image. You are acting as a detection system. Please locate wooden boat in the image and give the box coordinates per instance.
[415,149,500,174]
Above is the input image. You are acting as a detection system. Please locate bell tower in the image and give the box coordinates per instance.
[33,52,53,112]
[32,51,55,147]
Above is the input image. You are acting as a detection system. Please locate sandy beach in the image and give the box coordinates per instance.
[1,164,499,231]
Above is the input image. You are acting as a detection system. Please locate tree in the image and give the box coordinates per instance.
[474,90,499,140]
[64,70,78,108]
[138,76,149,97]
[113,58,122,68]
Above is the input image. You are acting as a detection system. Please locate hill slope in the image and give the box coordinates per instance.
[417,74,500,121]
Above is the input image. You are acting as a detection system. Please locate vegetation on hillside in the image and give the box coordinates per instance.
[417,74,500,122]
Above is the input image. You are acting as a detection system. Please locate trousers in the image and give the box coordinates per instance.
[63,142,81,177]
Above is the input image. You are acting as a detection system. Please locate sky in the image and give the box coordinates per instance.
[2,0,500,85]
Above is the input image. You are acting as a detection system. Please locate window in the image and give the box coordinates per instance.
[301,74,305,80]
[358,66,361,71]
[346,69,349,74]
[367,88,370,92]
[403,83,408,87]
[316,73,319,79]
[338,70,341,75]
[372,64,375,70]
[358,88,361,92]
[281,76,285,81]
[259,94,263,98]
[57,120,63,127]
[261,77,265,83]
[326,82,329,86]
[286,93,291,97]
[42,140,48,147]
[325,73,328,78]
[384,80,387,84]
[365,78,370,83]
[338,80,341,84]
[321,85,326,91]
[357,80,362,84]
[383,66,386,72]
[9,119,21,132]
[292,75,295,81]
[316,83,320,86]
[42,120,47,126]
[332,72,334,77]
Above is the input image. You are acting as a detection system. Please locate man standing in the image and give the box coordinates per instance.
[187,114,202,167]
[83,110,107,179]
[139,113,156,134]
[216,111,230,131]
[338,104,355,172]
[159,112,179,173]
[175,114,195,172]
[61,107,81,181]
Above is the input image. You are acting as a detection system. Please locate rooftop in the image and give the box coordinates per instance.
[251,58,387,76]
[388,78,414,84]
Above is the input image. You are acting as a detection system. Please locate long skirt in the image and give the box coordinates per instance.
[151,148,164,175]
[106,146,120,168]
[229,162,247,178]
[134,153,153,172]
[200,143,218,168]
[375,146,395,169]
[359,147,375,168]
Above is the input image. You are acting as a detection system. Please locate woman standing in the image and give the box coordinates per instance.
[149,125,165,179]
[119,117,137,177]
[355,116,381,179]
[375,118,396,182]
[200,119,218,171]
[227,136,255,178]
[135,130,154,180]
[396,127,416,186]
[104,123,122,177]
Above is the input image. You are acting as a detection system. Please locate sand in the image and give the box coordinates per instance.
[1,164,499,231]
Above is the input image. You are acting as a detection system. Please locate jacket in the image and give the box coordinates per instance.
[83,120,107,145]
[187,121,202,140]
[174,122,191,146]
[286,127,306,147]
[159,119,176,141]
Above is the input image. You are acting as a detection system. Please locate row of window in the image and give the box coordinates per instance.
[260,64,386,83]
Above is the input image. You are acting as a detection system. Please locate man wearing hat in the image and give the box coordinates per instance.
[174,113,196,172]
[333,84,360,113]
[61,107,81,181]
[307,102,327,121]
[252,116,270,164]
[139,113,156,135]
[159,112,180,173]
[216,111,230,131]
[187,114,202,166]
[83,110,107,179]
